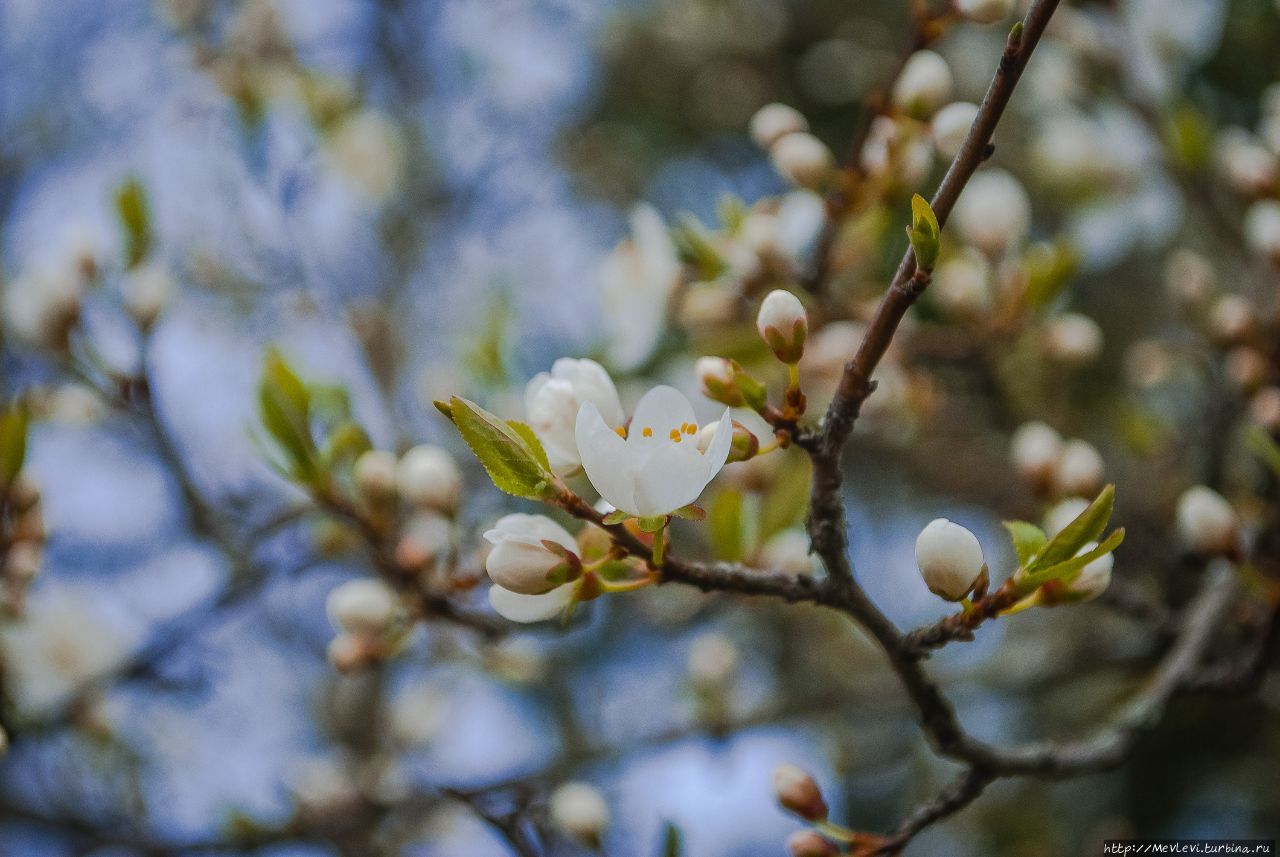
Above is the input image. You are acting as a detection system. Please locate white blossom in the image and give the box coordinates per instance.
[600,204,682,371]
[354,449,398,498]
[1044,313,1105,366]
[525,358,624,475]
[121,260,175,327]
[1244,199,1280,258]
[687,632,741,687]
[759,528,817,575]
[1010,421,1064,485]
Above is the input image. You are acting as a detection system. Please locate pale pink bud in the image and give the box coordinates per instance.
[773,763,828,821]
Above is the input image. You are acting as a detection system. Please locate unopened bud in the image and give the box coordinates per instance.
[772,763,828,821]
[396,444,462,511]
[327,633,375,673]
[3,541,42,584]
[1226,346,1269,392]
[1176,486,1239,556]
[700,419,760,463]
[953,168,1031,253]
[1164,248,1214,306]
[326,578,401,639]
[1010,421,1064,488]
[953,0,1015,23]
[915,518,985,600]
[121,261,175,328]
[1245,199,1280,260]
[930,101,978,159]
[1044,313,1104,366]
[757,289,808,364]
[770,132,836,191]
[1053,439,1105,498]
[687,632,741,688]
[697,356,744,406]
[483,514,579,595]
[787,830,839,857]
[1043,497,1089,538]
[1207,295,1255,345]
[759,528,817,575]
[354,449,398,499]
[892,50,953,117]
[750,103,809,150]
[1063,542,1113,602]
[549,782,610,847]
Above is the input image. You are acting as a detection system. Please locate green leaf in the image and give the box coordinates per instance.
[669,504,706,521]
[907,193,940,270]
[448,396,556,499]
[506,420,551,471]
[659,822,684,857]
[1026,484,1114,576]
[258,349,318,482]
[598,559,640,582]
[602,509,631,525]
[709,489,745,562]
[0,402,29,489]
[1246,426,1280,478]
[759,452,811,540]
[718,194,746,234]
[1003,520,1047,567]
[1019,527,1125,590]
[324,421,372,469]
[116,176,152,268]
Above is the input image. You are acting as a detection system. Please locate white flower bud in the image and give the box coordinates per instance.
[770,132,836,190]
[803,320,866,378]
[697,419,759,463]
[1226,346,1268,392]
[932,250,991,317]
[954,0,1015,23]
[750,102,809,150]
[1010,421,1064,486]
[526,358,624,475]
[892,50,953,117]
[1044,312,1104,366]
[756,289,808,363]
[787,830,839,857]
[1053,439,1105,498]
[1163,248,1213,306]
[549,782,610,847]
[915,519,985,600]
[759,528,817,575]
[389,684,449,746]
[3,266,84,350]
[1064,541,1113,601]
[1250,386,1280,431]
[952,169,1031,254]
[1043,497,1089,538]
[1207,295,1255,344]
[1215,128,1277,195]
[353,449,398,499]
[1244,199,1280,259]
[483,514,578,596]
[772,763,828,821]
[930,101,978,159]
[697,356,742,406]
[325,578,400,639]
[687,632,741,687]
[396,445,461,511]
[741,210,780,257]
[1175,486,1239,556]
[121,261,175,327]
[861,116,934,186]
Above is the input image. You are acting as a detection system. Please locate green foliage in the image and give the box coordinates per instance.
[116,176,152,268]
[1013,485,1125,592]
[506,420,552,471]
[1023,241,1079,308]
[1003,520,1047,567]
[1246,426,1280,478]
[439,396,558,499]
[671,214,729,281]
[258,348,321,486]
[0,401,29,490]
[907,194,940,271]
[709,489,746,561]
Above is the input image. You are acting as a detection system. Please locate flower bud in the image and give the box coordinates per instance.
[1226,346,1268,392]
[1044,313,1104,366]
[687,632,741,688]
[121,261,175,328]
[697,356,744,407]
[1207,295,1255,345]
[953,169,1031,254]
[1064,542,1113,601]
[1043,497,1089,538]
[1250,386,1280,431]
[353,449,398,499]
[787,830,840,857]
[395,512,452,571]
[3,267,84,350]
[327,632,375,673]
[1245,199,1280,260]
[483,514,579,595]
[396,445,462,511]
[1010,421,1064,487]
[757,289,808,364]
[1053,439,1104,498]
[914,518,985,601]
[772,763,828,822]
[549,782,610,847]
[892,50,953,117]
[770,132,836,190]
[932,249,991,317]
[699,419,760,463]
[750,102,809,150]
[1215,128,1277,195]
[1175,486,1239,556]
[953,0,1015,23]
[1164,248,1213,306]
[930,101,979,159]
[759,528,817,575]
[326,578,401,639]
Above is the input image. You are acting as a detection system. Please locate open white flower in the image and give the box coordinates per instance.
[575,385,732,518]
[600,204,682,371]
[525,359,624,475]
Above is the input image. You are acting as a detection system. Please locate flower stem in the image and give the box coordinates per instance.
[651,521,667,567]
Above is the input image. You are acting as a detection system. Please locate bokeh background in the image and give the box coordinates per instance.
[2,0,1279,855]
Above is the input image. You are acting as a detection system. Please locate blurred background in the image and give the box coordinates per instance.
[2,0,1279,855]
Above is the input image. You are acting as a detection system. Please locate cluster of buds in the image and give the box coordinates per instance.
[750,103,836,192]
[1,472,44,614]
[324,577,408,672]
[1009,421,1106,499]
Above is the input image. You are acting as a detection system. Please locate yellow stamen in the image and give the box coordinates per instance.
[684,423,697,435]
[615,426,627,438]
[669,429,682,442]
[642,426,653,437]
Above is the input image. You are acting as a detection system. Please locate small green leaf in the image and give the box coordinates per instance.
[1004,520,1047,567]
[602,509,631,525]
[258,349,319,483]
[907,193,940,270]
[669,504,706,521]
[1019,527,1125,590]
[718,194,746,234]
[1247,426,1280,478]
[506,420,551,471]
[660,821,684,857]
[448,396,557,499]
[324,421,372,469]
[0,402,29,489]
[709,489,745,562]
[116,176,152,268]
[1026,484,1114,576]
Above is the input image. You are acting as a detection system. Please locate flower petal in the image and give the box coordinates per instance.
[631,441,710,517]
[699,407,734,487]
[575,401,638,513]
[483,513,577,552]
[628,385,697,446]
[488,584,575,623]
